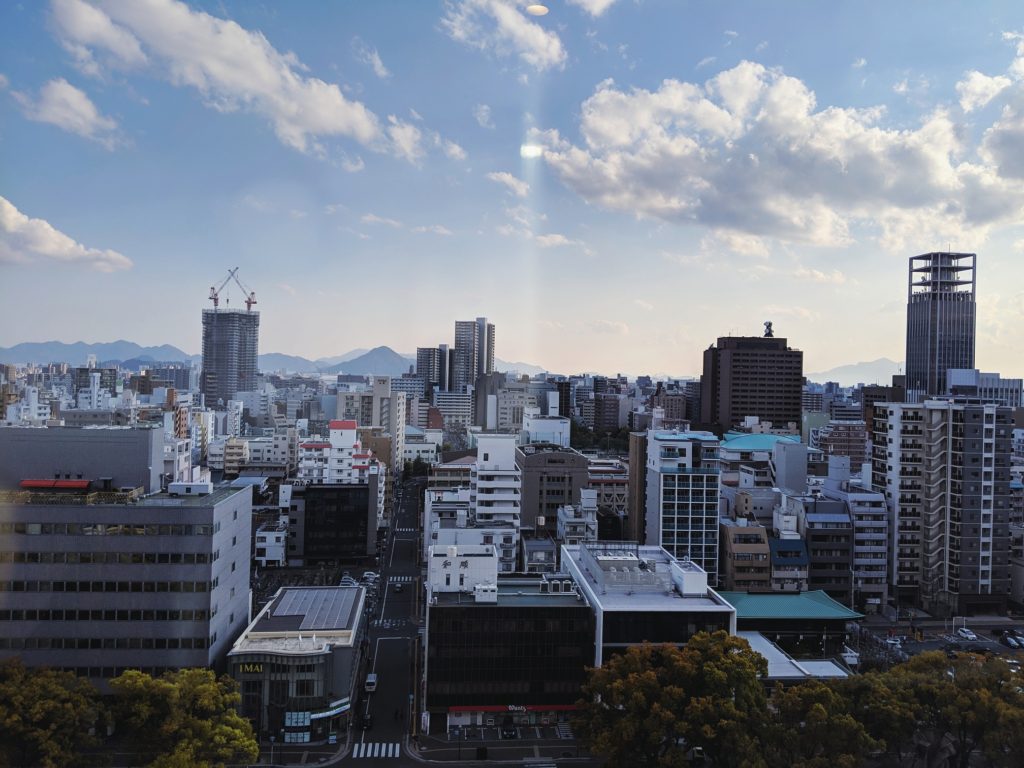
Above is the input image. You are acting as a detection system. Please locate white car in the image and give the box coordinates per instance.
[956,628,978,641]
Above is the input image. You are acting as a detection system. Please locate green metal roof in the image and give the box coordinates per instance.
[718,590,863,621]
[720,432,801,452]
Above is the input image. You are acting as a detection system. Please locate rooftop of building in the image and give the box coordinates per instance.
[431,577,586,609]
[230,586,364,655]
[738,631,849,680]
[517,443,582,456]
[562,541,734,614]
[719,590,862,621]
[651,430,719,443]
[721,432,802,451]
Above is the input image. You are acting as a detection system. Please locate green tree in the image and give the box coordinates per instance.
[832,670,918,766]
[0,659,104,768]
[880,651,1021,768]
[108,668,258,768]
[575,633,769,768]
[765,680,876,768]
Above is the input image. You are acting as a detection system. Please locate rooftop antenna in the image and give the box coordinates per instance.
[763,320,774,338]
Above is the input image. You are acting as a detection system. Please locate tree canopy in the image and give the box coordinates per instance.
[0,659,104,768]
[108,668,258,768]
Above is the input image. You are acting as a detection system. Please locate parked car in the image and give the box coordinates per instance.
[956,628,978,641]
[393,583,404,593]
[361,712,373,730]
[362,571,380,582]
[501,724,518,739]
[1003,634,1021,649]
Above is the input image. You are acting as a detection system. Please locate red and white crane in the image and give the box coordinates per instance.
[208,267,258,311]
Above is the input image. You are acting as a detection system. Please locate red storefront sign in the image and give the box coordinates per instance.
[447,704,578,713]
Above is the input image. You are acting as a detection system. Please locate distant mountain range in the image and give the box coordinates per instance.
[0,340,549,379]
[806,358,902,387]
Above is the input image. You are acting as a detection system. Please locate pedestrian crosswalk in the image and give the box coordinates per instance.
[371,618,406,628]
[556,721,574,739]
[352,742,400,759]
[390,575,415,583]
[394,527,416,532]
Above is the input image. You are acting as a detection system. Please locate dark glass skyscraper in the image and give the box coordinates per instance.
[200,308,259,407]
[905,252,976,402]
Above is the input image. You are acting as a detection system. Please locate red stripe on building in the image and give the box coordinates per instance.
[329,420,358,430]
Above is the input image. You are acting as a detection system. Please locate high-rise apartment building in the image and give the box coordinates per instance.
[872,399,1012,615]
[201,308,259,408]
[451,318,495,393]
[416,347,442,389]
[699,336,803,432]
[644,430,721,581]
[905,253,976,403]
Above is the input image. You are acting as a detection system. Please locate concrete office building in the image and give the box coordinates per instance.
[718,518,771,592]
[201,308,260,408]
[872,399,1012,615]
[644,430,721,581]
[516,444,588,536]
[947,369,1023,408]
[562,541,736,666]
[905,253,976,403]
[0,425,164,493]
[279,478,381,565]
[809,420,869,466]
[0,484,251,684]
[228,586,366,744]
[699,335,803,431]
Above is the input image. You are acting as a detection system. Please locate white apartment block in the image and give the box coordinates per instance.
[644,430,721,582]
[433,391,473,430]
[557,488,598,546]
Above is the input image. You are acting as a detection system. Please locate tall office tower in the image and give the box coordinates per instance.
[699,335,803,431]
[416,347,441,388]
[872,399,1011,615]
[645,430,721,581]
[905,252,976,403]
[451,318,495,393]
[201,308,259,407]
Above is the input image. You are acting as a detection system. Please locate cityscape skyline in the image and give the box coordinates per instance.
[3,1,1024,377]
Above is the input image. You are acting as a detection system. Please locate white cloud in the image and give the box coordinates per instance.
[278,282,297,296]
[892,79,908,95]
[696,56,717,70]
[0,73,8,90]
[361,213,404,228]
[50,0,147,76]
[13,78,119,147]
[413,224,454,236]
[587,319,629,335]
[956,70,1011,112]
[441,0,567,72]
[701,229,770,257]
[436,135,467,161]
[409,108,423,121]
[754,41,768,53]
[0,195,132,272]
[487,171,530,197]
[288,209,307,220]
[793,266,847,284]
[566,0,619,16]
[534,233,576,247]
[852,57,867,69]
[386,115,424,163]
[338,153,365,173]
[724,30,738,38]
[634,298,654,311]
[532,58,1024,251]
[352,37,390,79]
[48,0,423,161]
[473,103,494,129]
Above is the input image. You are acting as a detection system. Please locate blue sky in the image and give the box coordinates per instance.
[2,0,1024,377]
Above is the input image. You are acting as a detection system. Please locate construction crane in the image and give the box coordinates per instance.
[208,267,258,311]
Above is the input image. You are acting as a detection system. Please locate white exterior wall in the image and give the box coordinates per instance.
[426,543,498,593]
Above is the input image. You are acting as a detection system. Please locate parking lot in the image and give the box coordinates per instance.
[861,623,1024,666]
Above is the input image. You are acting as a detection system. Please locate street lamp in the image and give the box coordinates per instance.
[268,734,275,765]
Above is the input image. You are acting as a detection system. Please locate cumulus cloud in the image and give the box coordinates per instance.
[386,115,425,163]
[534,233,578,247]
[352,37,390,79]
[361,213,404,228]
[794,266,847,284]
[441,0,567,72]
[588,319,629,335]
[0,195,132,272]
[413,224,454,235]
[531,57,1024,251]
[487,171,530,197]
[956,70,1011,112]
[566,0,619,16]
[852,57,867,69]
[13,78,119,147]
[473,103,494,129]
[48,0,423,161]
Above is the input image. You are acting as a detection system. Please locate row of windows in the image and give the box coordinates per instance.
[0,522,214,536]
[0,608,208,622]
[0,636,209,650]
[0,551,211,565]
[0,580,211,593]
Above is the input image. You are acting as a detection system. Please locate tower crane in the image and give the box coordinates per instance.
[208,267,258,311]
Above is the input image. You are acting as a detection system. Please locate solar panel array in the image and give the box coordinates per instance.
[273,588,359,631]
